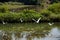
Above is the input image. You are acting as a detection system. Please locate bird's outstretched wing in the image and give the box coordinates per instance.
[36,17,41,23]
[32,17,41,23]
[32,19,36,22]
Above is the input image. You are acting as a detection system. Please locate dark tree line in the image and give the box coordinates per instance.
[0,0,37,5]
[0,0,60,5]
[50,0,60,4]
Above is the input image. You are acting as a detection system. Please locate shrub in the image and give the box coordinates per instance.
[0,10,42,22]
[40,9,52,21]
[0,4,9,13]
[40,3,60,22]
[47,3,60,21]
[0,13,21,22]
[22,10,41,21]
[48,3,60,14]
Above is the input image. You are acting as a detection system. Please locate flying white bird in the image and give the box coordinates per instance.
[32,17,41,23]
[48,22,54,26]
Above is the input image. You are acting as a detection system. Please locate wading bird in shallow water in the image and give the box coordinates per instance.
[32,17,41,23]
[48,22,54,26]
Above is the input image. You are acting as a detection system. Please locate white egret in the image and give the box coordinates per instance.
[20,18,23,23]
[48,22,54,26]
[32,17,41,23]
[2,21,7,24]
[2,21,6,24]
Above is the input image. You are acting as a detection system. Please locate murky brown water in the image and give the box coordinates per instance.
[0,23,60,40]
[0,28,60,40]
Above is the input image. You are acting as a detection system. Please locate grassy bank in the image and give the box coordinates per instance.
[0,10,41,22]
[0,3,60,22]
[0,23,54,32]
[0,22,60,32]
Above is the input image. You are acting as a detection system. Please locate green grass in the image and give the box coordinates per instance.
[0,23,59,32]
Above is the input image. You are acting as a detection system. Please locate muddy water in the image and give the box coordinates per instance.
[0,23,60,40]
[0,27,60,40]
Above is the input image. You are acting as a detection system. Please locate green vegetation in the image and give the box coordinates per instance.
[0,1,60,39]
[0,22,60,32]
[40,3,60,22]
[0,10,41,22]
[0,3,34,13]
[0,23,55,32]
[0,3,60,22]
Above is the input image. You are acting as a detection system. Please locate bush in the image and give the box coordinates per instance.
[21,10,41,21]
[0,10,42,22]
[0,13,21,22]
[40,9,52,21]
[48,3,60,14]
[40,3,60,22]
[47,3,60,21]
[0,4,9,13]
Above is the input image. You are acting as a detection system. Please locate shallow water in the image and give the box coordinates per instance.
[0,22,60,40]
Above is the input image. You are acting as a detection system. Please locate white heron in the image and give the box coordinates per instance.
[32,17,41,23]
[2,21,6,24]
[48,22,54,26]
[20,18,23,23]
[2,21,7,24]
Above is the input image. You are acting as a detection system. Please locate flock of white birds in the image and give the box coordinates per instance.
[2,17,54,26]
